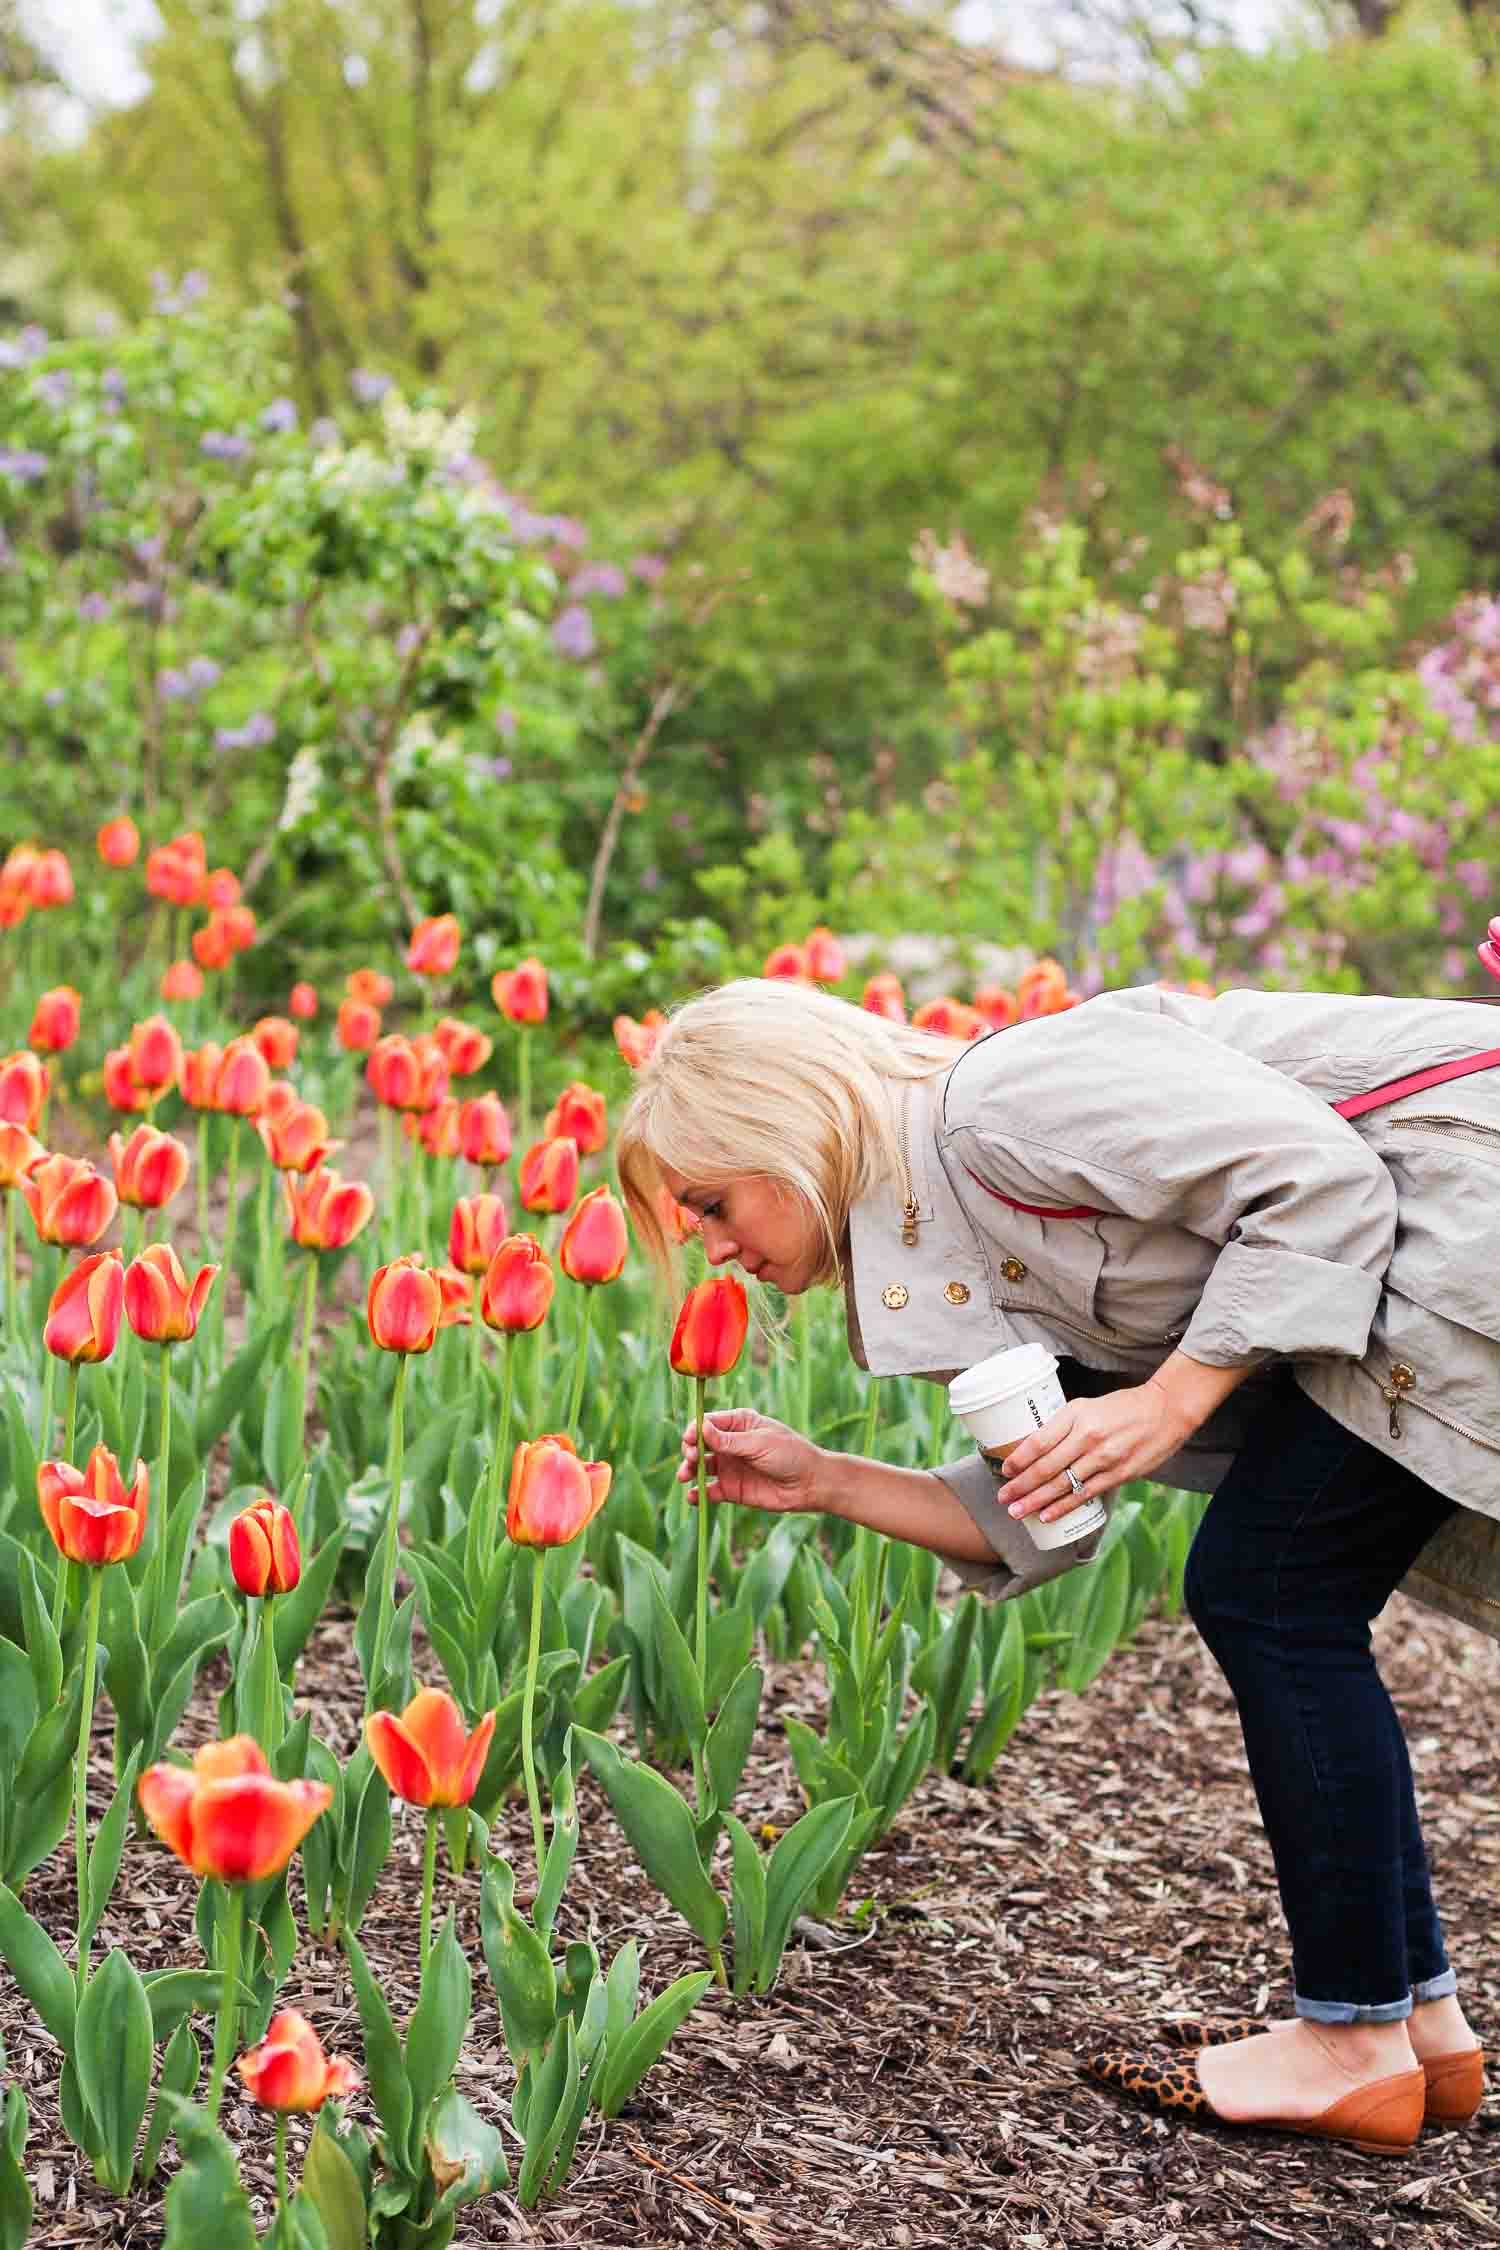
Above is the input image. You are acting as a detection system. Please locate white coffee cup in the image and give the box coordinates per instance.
[947,1343,1107,1551]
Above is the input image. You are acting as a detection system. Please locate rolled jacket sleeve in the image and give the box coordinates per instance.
[947,1005,1399,1369]
[930,1452,1103,1601]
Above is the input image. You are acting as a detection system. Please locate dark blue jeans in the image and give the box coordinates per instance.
[1183,1366,1459,2023]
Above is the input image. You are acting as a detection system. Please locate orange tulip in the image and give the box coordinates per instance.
[491,956,548,1024]
[251,1016,298,1071]
[406,914,460,977]
[215,1038,272,1117]
[44,1251,125,1365]
[23,1154,116,1247]
[543,1080,607,1156]
[229,1499,301,1597]
[518,1135,578,1215]
[102,1046,149,1114]
[256,1099,336,1174]
[203,868,241,912]
[38,1445,148,1566]
[411,1035,450,1111]
[0,1123,46,1192]
[29,986,80,1054]
[459,1092,511,1167]
[346,967,393,1008]
[96,816,140,868]
[763,942,810,982]
[613,1010,665,1068]
[805,925,847,981]
[911,996,983,1039]
[129,1013,184,1093]
[1017,958,1070,1019]
[124,1242,218,1342]
[178,1042,225,1111]
[191,915,236,972]
[658,1185,701,1244]
[336,996,381,1052]
[262,1081,298,1127]
[365,1686,496,1808]
[861,972,906,1022]
[138,1736,331,1882]
[0,1050,49,1131]
[289,982,318,1020]
[146,833,206,907]
[161,958,203,1002]
[449,1194,509,1275]
[0,888,25,931]
[28,850,73,909]
[431,1017,491,1076]
[109,1123,191,1210]
[973,985,1018,1031]
[220,903,257,954]
[411,1097,461,1159]
[365,1034,424,1110]
[236,2010,359,2114]
[480,1235,554,1333]
[367,1256,442,1354]
[558,1184,628,1285]
[431,1265,473,1328]
[284,1167,375,1252]
[670,1275,749,1379]
[507,1434,611,1548]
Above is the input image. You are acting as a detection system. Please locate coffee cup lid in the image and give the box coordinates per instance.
[948,1342,1057,1415]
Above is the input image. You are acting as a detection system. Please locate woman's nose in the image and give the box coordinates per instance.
[700,1220,735,1265]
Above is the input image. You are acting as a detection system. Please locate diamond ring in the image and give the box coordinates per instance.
[1064,1467,1085,1497]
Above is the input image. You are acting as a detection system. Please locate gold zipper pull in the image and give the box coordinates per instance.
[1384,1362,1415,1441]
[901,1195,919,1248]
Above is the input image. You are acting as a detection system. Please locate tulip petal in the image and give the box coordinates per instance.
[365,1711,436,1806]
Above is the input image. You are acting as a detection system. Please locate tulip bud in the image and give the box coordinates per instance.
[229,1499,301,1597]
[406,913,461,977]
[763,942,810,982]
[284,1166,375,1252]
[96,816,140,868]
[23,1154,117,1247]
[459,1091,511,1167]
[203,867,241,911]
[29,986,81,1054]
[911,996,982,1039]
[658,1185,701,1244]
[670,1275,749,1378]
[367,1256,442,1354]
[252,1015,298,1070]
[178,1042,226,1110]
[449,1194,509,1276]
[256,1099,337,1174]
[289,981,318,1020]
[518,1135,578,1215]
[861,972,906,1022]
[411,1035,450,1110]
[347,966,394,1008]
[128,1013,184,1093]
[366,1034,424,1110]
[431,1017,491,1076]
[29,850,73,908]
[973,985,1018,1031]
[215,1038,272,1117]
[491,956,548,1024]
[431,1264,473,1328]
[613,1010,665,1068]
[365,1687,496,1808]
[0,1123,46,1192]
[220,903,257,954]
[0,1050,49,1131]
[44,1251,125,1365]
[507,1434,612,1548]
[805,925,847,981]
[38,1445,148,1566]
[138,1736,331,1882]
[336,996,381,1052]
[542,1080,608,1156]
[161,958,204,1002]
[262,1079,299,1126]
[237,2010,359,2114]
[191,915,236,972]
[147,834,206,907]
[480,1234,554,1333]
[102,1046,149,1114]
[1017,958,1069,1019]
[109,1123,191,1211]
[124,1242,218,1342]
[558,1184,629,1285]
[413,1096,461,1159]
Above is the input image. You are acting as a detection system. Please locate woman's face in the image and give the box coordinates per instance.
[658,1165,823,1295]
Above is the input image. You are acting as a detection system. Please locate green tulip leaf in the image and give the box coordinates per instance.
[161,2099,256,2250]
[757,1797,856,1995]
[0,1883,75,2050]
[403,1912,471,2172]
[723,1814,767,1999]
[480,1856,557,2065]
[303,2118,368,2250]
[593,1969,713,2119]
[341,1930,413,2165]
[572,1726,727,1953]
[73,1947,153,2193]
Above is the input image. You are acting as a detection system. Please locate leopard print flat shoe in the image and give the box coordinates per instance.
[1157,2019,1486,2126]
[1085,2049,1426,2155]
[1158,2016,1264,2050]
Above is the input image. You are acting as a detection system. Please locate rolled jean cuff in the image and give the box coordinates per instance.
[1294,1991,1413,2026]
[1413,1968,1458,2004]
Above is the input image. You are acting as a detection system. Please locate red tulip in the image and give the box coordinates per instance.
[861,972,906,1022]
[0,1123,46,1191]
[973,985,1018,1031]
[96,816,140,868]
[543,1080,607,1156]
[911,996,983,1039]
[518,1135,578,1215]
[411,1034,450,1111]
[102,1046,149,1114]
[138,1736,331,1881]
[805,925,847,981]
[431,1017,491,1076]
[44,1252,125,1365]
[203,867,241,912]
[431,1265,474,1328]
[491,956,548,1024]
[558,1184,628,1284]
[449,1194,508,1277]
[215,1038,272,1118]
[763,942,810,982]
[191,915,236,972]
[29,986,80,1054]
[365,1686,496,1808]
[284,1167,375,1251]
[178,1042,225,1111]
[412,1097,461,1159]
[459,1092,511,1167]
[367,1256,442,1354]
[251,1015,298,1071]
[366,1034,424,1111]
[109,1123,191,1210]
[23,1154,117,1247]
[1017,958,1069,1019]
[480,1235,554,1333]
[289,982,318,1020]
[220,903,257,954]
[229,1499,301,1597]
[347,967,394,1008]
[406,914,460,977]
[613,1010,665,1068]
[146,833,206,907]
[28,849,73,909]
[262,1080,298,1126]
[256,1099,337,1174]
[1481,914,1500,983]
[336,997,381,1052]
[658,1185,701,1244]
[670,1275,749,1378]
[0,888,25,931]
[237,2010,358,2113]
[507,1435,611,1548]
[38,1446,148,1566]
[0,1050,49,1131]
[161,958,203,1002]
[124,1242,218,1342]
[129,1013,184,1093]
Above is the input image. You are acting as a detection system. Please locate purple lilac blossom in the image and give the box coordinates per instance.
[157,668,190,702]
[0,325,48,368]
[186,656,222,694]
[102,368,126,397]
[261,397,298,433]
[570,562,628,599]
[36,370,72,408]
[494,707,518,740]
[1446,949,1469,982]
[551,604,596,661]
[44,689,63,708]
[1455,859,1490,900]
[310,416,339,447]
[200,431,250,462]
[395,624,422,660]
[0,450,48,482]
[1440,900,1465,937]
[78,593,112,623]
[215,712,276,752]
[487,757,514,780]
[350,369,391,405]
[631,554,667,584]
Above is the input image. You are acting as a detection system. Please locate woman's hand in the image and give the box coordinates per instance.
[998,1381,1198,1522]
[678,1407,823,1516]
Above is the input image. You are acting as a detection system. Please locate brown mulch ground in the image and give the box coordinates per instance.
[8,1590,1498,2250]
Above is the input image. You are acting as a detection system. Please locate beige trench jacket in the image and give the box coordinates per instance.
[843,983,1500,1630]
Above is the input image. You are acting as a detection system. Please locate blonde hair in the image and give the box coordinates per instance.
[617,978,965,1293]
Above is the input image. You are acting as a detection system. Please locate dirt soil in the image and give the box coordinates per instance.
[7,1589,1498,2250]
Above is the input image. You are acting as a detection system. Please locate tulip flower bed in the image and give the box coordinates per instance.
[0,848,1225,2245]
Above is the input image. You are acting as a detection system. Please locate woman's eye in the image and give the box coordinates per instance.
[701,1200,723,1221]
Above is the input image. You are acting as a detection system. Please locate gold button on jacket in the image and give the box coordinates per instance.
[943,1281,971,1305]
[1000,1257,1027,1284]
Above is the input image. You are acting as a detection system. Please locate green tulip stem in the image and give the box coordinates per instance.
[207,1883,246,2126]
[516,1026,531,1146]
[72,1567,104,1999]
[274,2114,289,2220]
[467,1295,483,1391]
[63,1360,80,1462]
[50,1554,71,1637]
[218,1120,241,1370]
[297,1253,319,1439]
[259,1596,280,1755]
[484,1333,516,1558]
[369,1353,409,1707]
[125,1206,143,1263]
[694,1375,710,1684]
[565,1288,595,1434]
[148,1344,172,1641]
[3,1191,14,1357]
[39,1350,55,1460]
[419,1805,439,1982]
[255,1162,272,1302]
[520,1549,547,1884]
[795,1292,812,1438]
[195,1115,210,1255]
